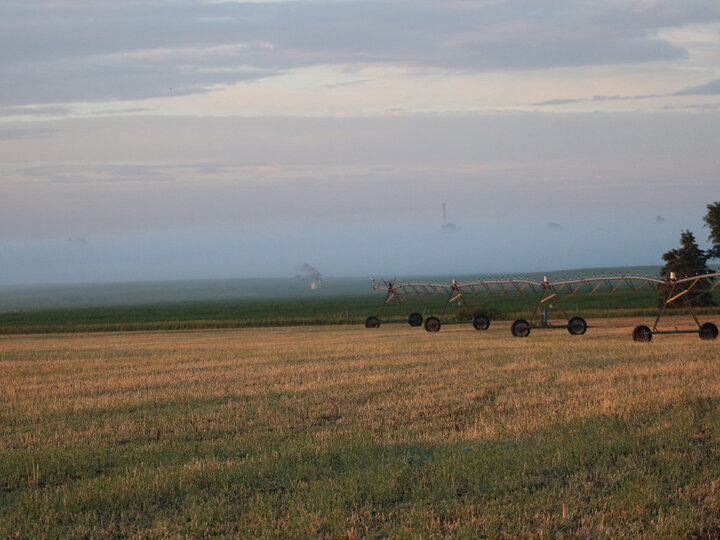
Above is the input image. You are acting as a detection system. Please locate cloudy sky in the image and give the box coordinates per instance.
[1,0,719,284]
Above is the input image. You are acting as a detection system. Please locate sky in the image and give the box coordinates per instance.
[1,0,720,284]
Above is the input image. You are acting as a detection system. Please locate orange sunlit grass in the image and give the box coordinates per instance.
[1,319,719,536]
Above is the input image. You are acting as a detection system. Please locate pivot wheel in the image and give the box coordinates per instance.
[472,314,490,331]
[365,316,380,328]
[511,319,531,338]
[699,322,719,340]
[424,316,441,332]
[407,312,423,327]
[567,316,587,336]
[632,325,652,342]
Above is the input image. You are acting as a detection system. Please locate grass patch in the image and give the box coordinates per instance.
[2,323,720,536]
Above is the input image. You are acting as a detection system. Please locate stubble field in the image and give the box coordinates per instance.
[1,318,719,537]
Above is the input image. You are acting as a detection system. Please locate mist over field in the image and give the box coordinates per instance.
[2,113,718,288]
[0,264,664,311]
[0,213,711,287]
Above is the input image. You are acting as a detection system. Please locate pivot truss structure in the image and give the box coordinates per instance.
[365,272,720,341]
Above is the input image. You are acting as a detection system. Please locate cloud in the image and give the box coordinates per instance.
[673,78,720,96]
[672,103,720,110]
[2,0,718,107]
[534,79,720,107]
[0,105,71,118]
[0,127,59,140]
[1,112,718,243]
[534,93,658,106]
[16,163,177,185]
[534,98,584,106]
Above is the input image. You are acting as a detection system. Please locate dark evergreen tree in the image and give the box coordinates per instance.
[703,201,720,260]
[658,230,715,307]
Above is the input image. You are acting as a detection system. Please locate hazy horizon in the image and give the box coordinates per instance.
[0,214,713,286]
[2,1,719,286]
[0,202,716,285]
[0,264,667,311]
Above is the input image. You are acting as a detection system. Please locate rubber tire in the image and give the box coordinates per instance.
[511,319,531,338]
[472,314,490,331]
[408,312,423,327]
[632,325,652,342]
[424,316,441,332]
[365,316,380,328]
[567,316,587,336]
[699,322,719,340]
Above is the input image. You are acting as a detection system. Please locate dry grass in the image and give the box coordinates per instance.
[1,316,719,537]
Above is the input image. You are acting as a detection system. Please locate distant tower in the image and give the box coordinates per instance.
[441,203,457,232]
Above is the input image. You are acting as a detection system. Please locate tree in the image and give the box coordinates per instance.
[658,230,715,307]
[704,201,720,260]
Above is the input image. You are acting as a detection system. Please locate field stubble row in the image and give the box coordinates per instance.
[1,317,719,537]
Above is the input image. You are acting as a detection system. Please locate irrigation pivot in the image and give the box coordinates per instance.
[367,277,491,331]
[365,278,428,328]
[629,271,719,342]
[366,272,720,340]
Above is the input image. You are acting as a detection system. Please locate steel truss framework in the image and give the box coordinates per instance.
[366,273,720,341]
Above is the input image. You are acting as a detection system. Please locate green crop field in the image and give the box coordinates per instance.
[2,319,719,537]
[4,265,697,334]
[2,265,717,335]
[1,287,718,335]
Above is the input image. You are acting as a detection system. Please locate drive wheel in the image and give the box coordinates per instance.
[699,322,718,340]
[408,312,423,327]
[472,314,490,331]
[567,316,587,335]
[632,325,652,342]
[424,316,441,332]
[365,316,380,328]
[511,319,531,338]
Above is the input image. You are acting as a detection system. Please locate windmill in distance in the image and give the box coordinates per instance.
[441,203,457,232]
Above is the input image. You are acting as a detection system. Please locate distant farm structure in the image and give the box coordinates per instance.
[297,264,322,290]
[441,203,456,232]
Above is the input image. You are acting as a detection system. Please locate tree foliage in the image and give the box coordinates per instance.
[658,230,715,307]
[704,201,720,260]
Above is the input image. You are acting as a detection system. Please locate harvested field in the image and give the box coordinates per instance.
[1,317,719,537]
